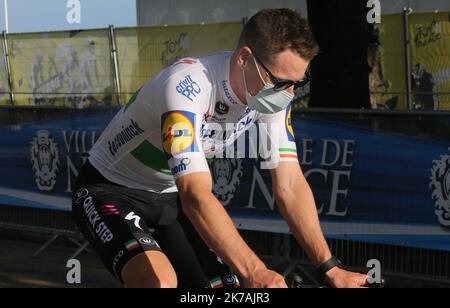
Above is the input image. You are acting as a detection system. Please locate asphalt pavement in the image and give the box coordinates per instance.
[0,234,120,288]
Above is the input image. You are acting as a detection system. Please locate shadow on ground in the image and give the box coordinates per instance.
[0,237,121,288]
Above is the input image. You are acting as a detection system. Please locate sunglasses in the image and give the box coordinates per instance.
[247,43,311,92]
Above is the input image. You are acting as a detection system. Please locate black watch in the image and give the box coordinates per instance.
[317,256,343,282]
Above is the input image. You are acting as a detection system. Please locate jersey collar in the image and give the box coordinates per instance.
[220,53,246,107]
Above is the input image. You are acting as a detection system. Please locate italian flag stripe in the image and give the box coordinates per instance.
[234,275,240,287]
[279,148,297,153]
[210,277,223,288]
[280,154,298,159]
[125,240,139,251]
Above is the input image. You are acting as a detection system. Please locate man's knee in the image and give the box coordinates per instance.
[124,269,177,288]
[122,251,178,288]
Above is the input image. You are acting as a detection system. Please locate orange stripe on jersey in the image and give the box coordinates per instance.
[280,154,298,159]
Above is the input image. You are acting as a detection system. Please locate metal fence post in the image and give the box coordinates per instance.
[242,17,248,28]
[2,30,14,105]
[108,25,122,106]
[403,8,413,110]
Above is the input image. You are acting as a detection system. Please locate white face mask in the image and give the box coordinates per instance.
[243,56,294,114]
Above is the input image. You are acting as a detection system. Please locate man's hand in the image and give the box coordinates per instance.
[325,267,368,288]
[244,268,288,288]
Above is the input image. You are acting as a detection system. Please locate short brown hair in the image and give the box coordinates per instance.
[238,8,319,63]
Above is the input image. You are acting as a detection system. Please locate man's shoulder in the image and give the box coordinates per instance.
[164,52,230,83]
[137,53,231,110]
[164,58,207,79]
[151,57,210,94]
[158,58,211,104]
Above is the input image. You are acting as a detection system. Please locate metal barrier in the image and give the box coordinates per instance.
[1,105,450,285]
[0,204,88,259]
[240,230,450,287]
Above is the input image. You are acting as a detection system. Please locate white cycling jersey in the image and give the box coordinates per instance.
[89,52,298,193]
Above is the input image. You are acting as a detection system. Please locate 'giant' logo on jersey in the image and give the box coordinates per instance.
[285,104,295,142]
[161,111,199,157]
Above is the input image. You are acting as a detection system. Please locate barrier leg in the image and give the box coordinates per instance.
[68,241,90,260]
[68,237,94,254]
[282,259,300,277]
[33,234,59,258]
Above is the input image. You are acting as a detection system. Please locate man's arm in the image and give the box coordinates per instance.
[271,162,368,288]
[177,171,287,288]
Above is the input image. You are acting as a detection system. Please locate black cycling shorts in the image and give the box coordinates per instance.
[72,161,239,288]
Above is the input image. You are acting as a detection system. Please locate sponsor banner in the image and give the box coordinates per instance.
[210,111,450,251]
[7,29,116,108]
[374,12,450,111]
[410,12,450,110]
[1,17,448,111]
[0,23,241,108]
[372,14,407,109]
[0,109,116,211]
[0,108,449,251]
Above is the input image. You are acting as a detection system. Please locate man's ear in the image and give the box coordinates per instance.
[237,46,252,68]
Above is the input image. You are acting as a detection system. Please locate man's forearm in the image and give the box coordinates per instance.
[275,177,332,267]
[181,192,266,280]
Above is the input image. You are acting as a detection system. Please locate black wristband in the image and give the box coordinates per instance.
[317,256,342,281]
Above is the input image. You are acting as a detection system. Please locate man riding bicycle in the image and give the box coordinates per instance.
[72,8,368,288]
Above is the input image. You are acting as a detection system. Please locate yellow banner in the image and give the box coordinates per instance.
[5,17,446,111]
[372,13,407,110]
[8,29,116,107]
[410,12,450,110]
[115,22,242,104]
[0,45,9,106]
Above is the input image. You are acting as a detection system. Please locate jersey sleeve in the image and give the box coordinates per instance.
[157,61,211,180]
[257,103,299,169]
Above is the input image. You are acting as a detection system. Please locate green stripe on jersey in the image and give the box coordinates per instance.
[279,148,297,153]
[131,141,172,175]
[123,86,143,112]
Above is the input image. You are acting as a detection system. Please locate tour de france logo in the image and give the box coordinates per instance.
[430,148,450,227]
[30,130,60,192]
[161,33,190,67]
[210,159,243,206]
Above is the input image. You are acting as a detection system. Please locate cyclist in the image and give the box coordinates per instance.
[72,8,368,288]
